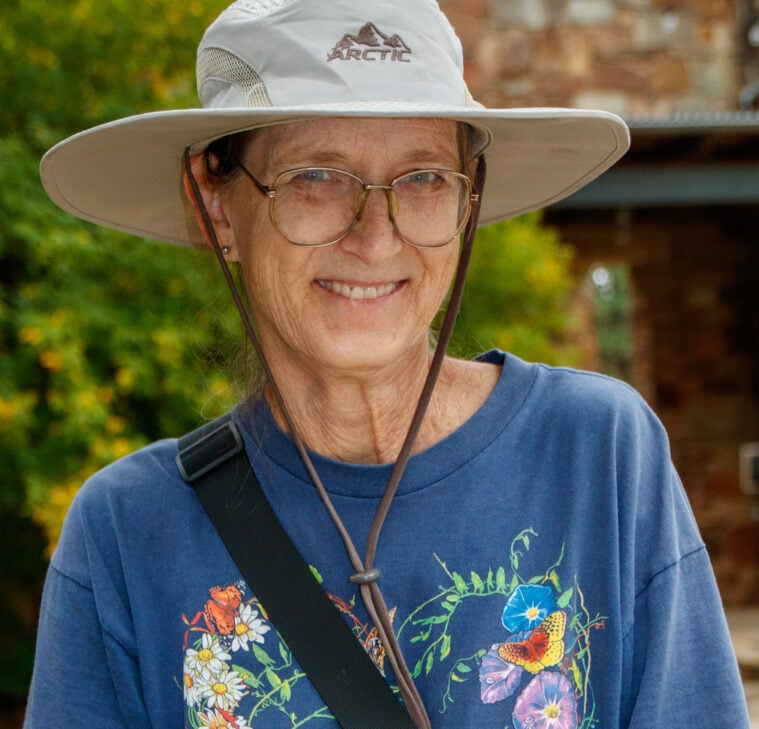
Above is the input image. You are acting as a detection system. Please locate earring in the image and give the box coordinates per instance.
[221,246,231,255]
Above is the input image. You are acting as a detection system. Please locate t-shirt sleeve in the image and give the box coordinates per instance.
[624,547,749,727]
[24,481,151,728]
[592,380,752,728]
[24,564,149,728]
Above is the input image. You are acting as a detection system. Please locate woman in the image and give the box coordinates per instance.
[26,1,749,728]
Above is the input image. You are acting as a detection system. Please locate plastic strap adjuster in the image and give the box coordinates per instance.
[176,414,243,483]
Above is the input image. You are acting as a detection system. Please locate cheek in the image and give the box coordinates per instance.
[228,191,270,255]
[242,249,289,319]
[425,246,460,309]
[442,245,460,283]
[238,231,314,335]
[230,198,282,295]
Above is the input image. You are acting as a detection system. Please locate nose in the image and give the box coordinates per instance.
[340,186,403,261]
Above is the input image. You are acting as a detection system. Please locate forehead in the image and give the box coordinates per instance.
[247,117,460,169]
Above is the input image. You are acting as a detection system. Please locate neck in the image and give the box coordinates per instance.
[264,345,436,464]
[260,344,501,465]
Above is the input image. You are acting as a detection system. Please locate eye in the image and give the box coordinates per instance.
[278,168,357,203]
[402,170,439,185]
[298,168,333,182]
[394,170,454,196]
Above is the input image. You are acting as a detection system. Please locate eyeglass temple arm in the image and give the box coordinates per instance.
[236,161,274,197]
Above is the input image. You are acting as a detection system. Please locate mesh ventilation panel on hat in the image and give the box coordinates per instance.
[197,48,273,108]
[226,0,297,17]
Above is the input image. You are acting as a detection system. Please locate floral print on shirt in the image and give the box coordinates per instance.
[180,529,604,728]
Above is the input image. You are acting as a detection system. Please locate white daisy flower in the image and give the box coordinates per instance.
[197,707,250,728]
[198,709,251,729]
[231,604,271,652]
[182,668,201,707]
[197,668,248,711]
[185,633,232,678]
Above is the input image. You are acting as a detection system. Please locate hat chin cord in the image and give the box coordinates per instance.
[184,149,486,729]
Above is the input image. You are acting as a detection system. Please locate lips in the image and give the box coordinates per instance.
[316,279,401,300]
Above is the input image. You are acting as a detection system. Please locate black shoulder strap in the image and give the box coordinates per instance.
[176,414,417,729]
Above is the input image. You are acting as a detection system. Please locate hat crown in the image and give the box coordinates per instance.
[197,0,480,111]
[225,0,296,16]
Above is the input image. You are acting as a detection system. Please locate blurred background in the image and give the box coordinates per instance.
[2,0,758,724]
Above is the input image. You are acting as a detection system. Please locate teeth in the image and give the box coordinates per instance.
[319,280,398,300]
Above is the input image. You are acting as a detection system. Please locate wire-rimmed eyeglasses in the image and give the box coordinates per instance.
[236,162,479,248]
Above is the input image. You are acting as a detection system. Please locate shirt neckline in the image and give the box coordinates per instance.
[237,351,538,498]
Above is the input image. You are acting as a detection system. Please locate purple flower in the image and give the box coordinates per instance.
[479,645,525,704]
[512,671,578,729]
[501,585,557,634]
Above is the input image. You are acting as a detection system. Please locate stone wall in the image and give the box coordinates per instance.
[441,0,755,114]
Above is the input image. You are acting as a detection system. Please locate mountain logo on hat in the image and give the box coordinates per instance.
[327,22,412,62]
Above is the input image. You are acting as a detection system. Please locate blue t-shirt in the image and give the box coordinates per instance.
[24,352,749,728]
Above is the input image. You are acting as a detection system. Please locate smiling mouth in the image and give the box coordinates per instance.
[316,280,401,300]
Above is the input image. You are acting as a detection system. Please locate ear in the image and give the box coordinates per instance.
[182,153,240,262]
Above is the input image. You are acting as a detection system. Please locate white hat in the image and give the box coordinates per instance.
[40,0,629,247]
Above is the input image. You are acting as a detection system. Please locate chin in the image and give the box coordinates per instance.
[315,333,421,373]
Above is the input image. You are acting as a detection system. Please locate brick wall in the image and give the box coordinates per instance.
[629,209,759,604]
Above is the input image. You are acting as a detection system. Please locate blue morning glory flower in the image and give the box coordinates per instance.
[501,584,557,634]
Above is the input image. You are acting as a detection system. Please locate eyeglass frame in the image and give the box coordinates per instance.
[234,161,480,248]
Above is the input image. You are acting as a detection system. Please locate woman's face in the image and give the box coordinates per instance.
[218,117,463,379]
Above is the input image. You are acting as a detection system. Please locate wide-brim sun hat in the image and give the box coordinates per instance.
[40,0,630,248]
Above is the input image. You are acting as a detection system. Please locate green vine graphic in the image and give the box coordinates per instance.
[396,529,605,728]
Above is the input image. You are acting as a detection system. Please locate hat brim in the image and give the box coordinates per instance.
[40,105,629,247]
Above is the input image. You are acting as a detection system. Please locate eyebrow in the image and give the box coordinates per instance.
[272,147,460,171]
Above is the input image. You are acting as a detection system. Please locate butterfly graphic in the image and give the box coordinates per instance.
[497,610,566,674]
[182,581,246,649]
[329,593,395,675]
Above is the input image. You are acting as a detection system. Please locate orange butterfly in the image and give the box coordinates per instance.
[181,582,246,650]
[497,610,566,674]
[203,584,243,637]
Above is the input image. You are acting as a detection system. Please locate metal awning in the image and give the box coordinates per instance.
[556,111,759,208]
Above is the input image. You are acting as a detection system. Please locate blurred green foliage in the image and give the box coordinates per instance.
[0,0,233,703]
[0,0,578,703]
[453,213,578,364]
